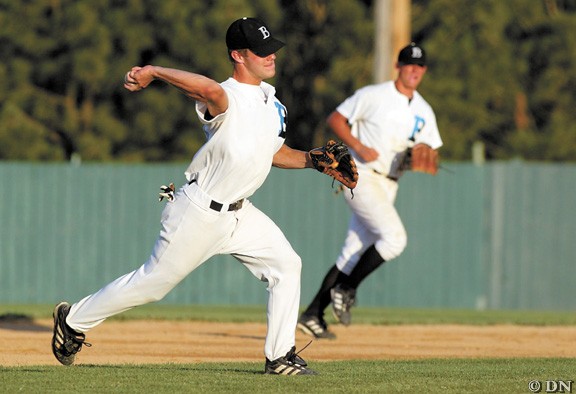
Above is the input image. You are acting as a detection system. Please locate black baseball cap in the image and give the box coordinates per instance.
[398,43,426,66]
[226,17,285,57]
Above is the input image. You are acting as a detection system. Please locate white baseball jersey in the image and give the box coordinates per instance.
[66,77,302,362]
[185,78,286,203]
[335,81,442,274]
[337,81,442,177]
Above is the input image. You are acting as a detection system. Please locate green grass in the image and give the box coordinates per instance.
[1,305,574,393]
[2,359,575,393]
[1,303,575,325]
[103,304,576,325]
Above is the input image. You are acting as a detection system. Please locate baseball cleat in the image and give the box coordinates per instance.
[51,302,91,366]
[264,346,317,375]
[297,315,336,339]
[330,284,356,326]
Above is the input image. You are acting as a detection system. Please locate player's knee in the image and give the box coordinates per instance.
[140,272,183,303]
[144,292,166,303]
[264,252,301,288]
[376,230,407,260]
[390,231,408,258]
[285,252,302,276]
[277,251,302,283]
[143,282,176,302]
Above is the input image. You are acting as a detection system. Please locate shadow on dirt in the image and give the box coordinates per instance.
[0,313,51,332]
[202,331,265,341]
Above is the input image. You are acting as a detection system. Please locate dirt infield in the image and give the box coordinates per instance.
[1,319,575,366]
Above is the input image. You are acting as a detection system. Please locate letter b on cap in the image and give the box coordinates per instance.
[258,26,270,39]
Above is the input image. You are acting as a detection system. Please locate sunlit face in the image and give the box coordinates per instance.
[233,49,277,84]
[396,64,427,91]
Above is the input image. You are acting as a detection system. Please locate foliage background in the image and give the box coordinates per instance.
[0,0,574,162]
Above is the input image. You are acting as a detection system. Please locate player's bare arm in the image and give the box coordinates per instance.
[124,66,228,117]
[272,144,314,169]
[273,143,358,190]
[327,111,379,163]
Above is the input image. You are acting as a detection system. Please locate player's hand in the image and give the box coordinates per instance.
[355,144,379,163]
[123,67,141,91]
[124,66,154,91]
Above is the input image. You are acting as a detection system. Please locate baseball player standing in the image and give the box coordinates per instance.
[298,43,443,339]
[51,17,319,375]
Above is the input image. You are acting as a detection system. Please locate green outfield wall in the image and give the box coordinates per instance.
[0,161,574,311]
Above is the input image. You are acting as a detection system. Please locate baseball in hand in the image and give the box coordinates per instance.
[124,72,137,85]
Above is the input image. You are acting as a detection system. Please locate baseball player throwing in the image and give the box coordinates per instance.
[51,17,329,375]
[298,43,443,339]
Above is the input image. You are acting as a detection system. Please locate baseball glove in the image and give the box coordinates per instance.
[309,140,359,190]
[410,144,439,175]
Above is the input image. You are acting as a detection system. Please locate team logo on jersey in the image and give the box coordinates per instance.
[409,116,426,140]
[258,27,271,39]
[275,102,287,139]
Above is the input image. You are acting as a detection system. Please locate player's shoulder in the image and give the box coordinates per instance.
[219,78,255,105]
[412,91,435,111]
[220,77,239,92]
[356,81,393,94]
[350,81,394,102]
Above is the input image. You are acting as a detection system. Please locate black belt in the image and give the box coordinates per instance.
[372,169,398,182]
[209,199,243,212]
[188,179,244,212]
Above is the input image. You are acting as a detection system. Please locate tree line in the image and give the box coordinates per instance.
[1,0,575,162]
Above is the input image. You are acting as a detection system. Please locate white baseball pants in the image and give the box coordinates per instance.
[66,181,302,361]
[335,168,407,275]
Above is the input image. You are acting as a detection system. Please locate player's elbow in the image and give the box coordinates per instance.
[326,111,347,131]
[193,82,227,115]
